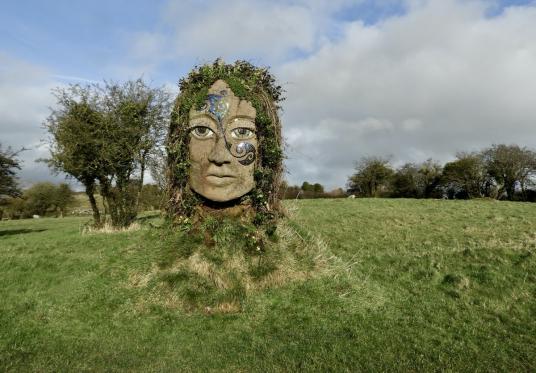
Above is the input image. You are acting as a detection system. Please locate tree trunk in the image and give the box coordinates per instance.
[99,177,118,226]
[101,176,137,228]
[505,180,516,201]
[85,182,101,225]
[519,177,527,201]
[135,150,147,212]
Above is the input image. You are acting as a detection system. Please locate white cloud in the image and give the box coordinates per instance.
[0,54,52,133]
[4,0,536,192]
[179,4,313,60]
[0,53,73,187]
[128,0,364,65]
[278,0,536,189]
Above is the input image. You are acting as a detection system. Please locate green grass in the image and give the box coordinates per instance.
[1,199,535,371]
[70,192,105,215]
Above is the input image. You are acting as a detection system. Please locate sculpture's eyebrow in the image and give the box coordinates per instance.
[227,116,256,129]
[188,113,218,127]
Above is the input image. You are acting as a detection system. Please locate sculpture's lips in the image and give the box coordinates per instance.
[206,174,236,185]
[206,173,235,178]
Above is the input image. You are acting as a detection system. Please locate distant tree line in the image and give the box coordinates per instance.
[347,144,536,201]
[280,181,346,199]
[1,182,75,219]
[0,181,163,221]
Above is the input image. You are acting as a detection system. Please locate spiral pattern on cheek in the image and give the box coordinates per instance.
[231,141,256,166]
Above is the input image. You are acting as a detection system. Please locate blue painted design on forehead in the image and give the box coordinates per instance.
[206,91,229,123]
[198,89,257,167]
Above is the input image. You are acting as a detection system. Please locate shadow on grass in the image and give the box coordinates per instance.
[136,212,163,227]
[0,229,47,237]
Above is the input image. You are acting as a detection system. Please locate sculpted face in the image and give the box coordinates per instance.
[188,80,257,202]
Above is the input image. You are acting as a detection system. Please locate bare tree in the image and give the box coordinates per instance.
[347,156,394,197]
[0,144,22,201]
[482,144,536,200]
[43,79,172,227]
[442,152,492,198]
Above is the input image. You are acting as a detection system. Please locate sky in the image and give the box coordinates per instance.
[1,0,536,190]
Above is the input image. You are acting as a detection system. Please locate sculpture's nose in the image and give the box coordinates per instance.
[208,135,232,165]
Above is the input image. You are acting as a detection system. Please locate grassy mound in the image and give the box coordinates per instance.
[128,217,334,314]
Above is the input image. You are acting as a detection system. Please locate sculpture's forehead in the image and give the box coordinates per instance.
[189,79,256,121]
[207,79,230,95]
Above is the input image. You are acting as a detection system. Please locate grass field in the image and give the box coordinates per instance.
[1,199,535,371]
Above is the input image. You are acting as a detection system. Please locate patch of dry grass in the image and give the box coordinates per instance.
[81,222,142,235]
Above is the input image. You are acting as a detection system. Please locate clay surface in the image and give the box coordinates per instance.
[188,80,257,202]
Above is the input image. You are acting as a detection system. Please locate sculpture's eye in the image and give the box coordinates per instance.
[191,126,214,139]
[231,127,255,140]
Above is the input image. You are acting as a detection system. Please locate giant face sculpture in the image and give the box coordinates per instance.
[188,80,257,202]
[167,61,283,224]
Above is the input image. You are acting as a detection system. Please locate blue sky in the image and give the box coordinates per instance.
[1,0,406,82]
[2,0,530,78]
[1,0,536,189]
[1,0,169,81]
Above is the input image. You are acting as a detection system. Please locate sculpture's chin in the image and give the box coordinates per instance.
[191,182,253,203]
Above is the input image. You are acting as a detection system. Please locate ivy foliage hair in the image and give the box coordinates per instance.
[166,60,284,227]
